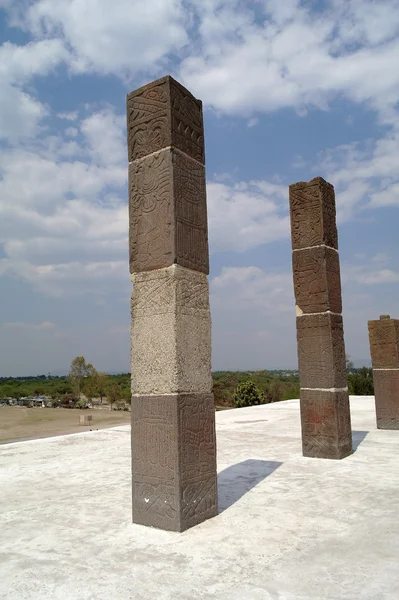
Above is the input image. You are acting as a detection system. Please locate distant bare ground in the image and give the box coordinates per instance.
[0,407,131,444]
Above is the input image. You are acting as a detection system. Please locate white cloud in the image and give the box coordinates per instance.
[210,265,297,369]
[208,180,290,252]
[2,321,55,330]
[18,0,188,76]
[0,106,128,296]
[212,266,293,313]
[0,39,67,142]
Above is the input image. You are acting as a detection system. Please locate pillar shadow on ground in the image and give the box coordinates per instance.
[352,430,369,451]
[217,459,282,513]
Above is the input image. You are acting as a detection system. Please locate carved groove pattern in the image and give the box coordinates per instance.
[322,181,339,249]
[170,82,204,163]
[132,394,217,531]
[131,267,210,317]
[173,150,208,272]
[179,395,216,476]
[127,83,169,161]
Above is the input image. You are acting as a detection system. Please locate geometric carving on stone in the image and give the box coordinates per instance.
[368,315,399,429]
[289,177,338,251]
[127,75,204,164]
[131,264,210,317]
[128,76,217,530]
[131,393,217,531]
[129,148,209,274]
[296,313,347,389]
[131,266,212,395]
[289,177,352,459]
[293,246,342,314]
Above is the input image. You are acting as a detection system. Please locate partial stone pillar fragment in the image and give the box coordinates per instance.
[127,76,217,531]
[289,177,352,459]
[368,315,399,429]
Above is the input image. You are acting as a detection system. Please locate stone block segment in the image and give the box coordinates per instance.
[131,266,212,395]
[131,393,217,532]
[289,177,338,251]
[293,246,342,314]
[296,314,347,389]
[289,177,352,459]
[368,315,399,369]
[128,76,217,531]
[373,370,399,429]
[129,148,209,274]
[368,315,399,429]
[127,75,204,164]
[300,389,352,458]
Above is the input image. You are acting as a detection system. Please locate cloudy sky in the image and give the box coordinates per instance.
[1,0,399,376]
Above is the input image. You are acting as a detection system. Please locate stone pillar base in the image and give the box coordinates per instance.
[131,393,217,532]
[373,370,399,430]
[300,389,352,459]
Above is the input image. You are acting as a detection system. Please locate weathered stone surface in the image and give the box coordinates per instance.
[293,246,342,314]
[129,147,209,274]
[127,75,204,164]
[368,316,399,369]
[373,369,399,429]
[289,177,338,251]
[131,393,217,531]
[300,389,352,459]
[131,265,212,395]
[128,77,216,531]
[296,313,347,389]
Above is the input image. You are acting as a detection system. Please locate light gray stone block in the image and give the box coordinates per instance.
[131,264,212,395]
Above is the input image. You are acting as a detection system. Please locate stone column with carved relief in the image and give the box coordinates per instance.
[368,314,399,429]
[127,76,217,531]
[289,177,352,459]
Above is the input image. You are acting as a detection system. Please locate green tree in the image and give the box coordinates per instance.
[233,381,265,408]
[107,382,121,410]
[83,369,98,404]
[96,372,108,404]
[267,378,283,403]
[348,367,374,395]
[69,357,95,400]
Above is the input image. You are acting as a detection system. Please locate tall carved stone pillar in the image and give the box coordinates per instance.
[127,76,217,531]
[368,315,399,429]
[289,177,352,459]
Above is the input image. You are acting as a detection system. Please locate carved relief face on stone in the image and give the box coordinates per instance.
[127,76,205,164]
[289,178,338,250]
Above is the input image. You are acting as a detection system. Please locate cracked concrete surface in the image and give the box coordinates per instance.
[1,396,398,599]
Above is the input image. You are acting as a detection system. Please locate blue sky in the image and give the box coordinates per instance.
[1,0,399,376]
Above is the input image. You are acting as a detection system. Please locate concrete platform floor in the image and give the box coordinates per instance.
[1,396,398,600]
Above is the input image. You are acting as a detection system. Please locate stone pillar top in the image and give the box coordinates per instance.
[380,314,391,320]
[289,176,338,251]
[127,74,205,164]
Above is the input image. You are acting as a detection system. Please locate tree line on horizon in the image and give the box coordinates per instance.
[0,356,374,409]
